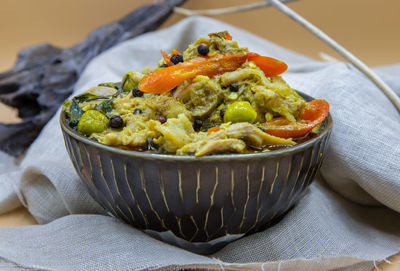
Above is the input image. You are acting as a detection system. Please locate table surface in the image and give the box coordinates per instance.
[0,1,399,269]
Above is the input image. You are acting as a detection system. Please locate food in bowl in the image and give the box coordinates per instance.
[60,31,333,252]
[63,31,329,157]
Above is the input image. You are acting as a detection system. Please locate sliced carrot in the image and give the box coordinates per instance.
[160,49,182,67]
[300,99,329,122]
[139,52,287,94]
[160,48,182,67]
[171,48,182,56]
[246,52,288,77]
[139,54,248,94]
[263,100,329,138]
[160,50,173,66]
[207,126,221,133]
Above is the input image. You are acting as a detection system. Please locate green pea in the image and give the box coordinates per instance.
[224,101,257,123]
[77,110,109,135]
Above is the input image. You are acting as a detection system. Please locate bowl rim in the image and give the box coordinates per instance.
[60,91,333,161]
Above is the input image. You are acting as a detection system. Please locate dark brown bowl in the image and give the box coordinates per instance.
[60,92,332,253]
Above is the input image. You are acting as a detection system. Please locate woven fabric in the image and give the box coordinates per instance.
[0,16,399,270]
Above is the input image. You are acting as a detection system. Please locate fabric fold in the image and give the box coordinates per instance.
[0,151,21,214]
[0,180,398,270]
[0,16,399,270]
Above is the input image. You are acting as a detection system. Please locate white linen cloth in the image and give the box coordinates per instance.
[0,16,399,270]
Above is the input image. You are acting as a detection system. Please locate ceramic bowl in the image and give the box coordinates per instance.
[60,92,332,253]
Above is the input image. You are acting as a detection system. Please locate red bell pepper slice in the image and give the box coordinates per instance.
[263,99,330,138]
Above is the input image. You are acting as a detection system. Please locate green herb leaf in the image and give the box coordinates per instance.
[74,93,111,103]
[147,138,168,154]
[200,119,216,132]
[67,98,84,127]
[74,93,97,103]
[98,82,120,89]
[96,99,114,116]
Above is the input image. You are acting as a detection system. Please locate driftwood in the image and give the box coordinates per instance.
[0,0,186,157]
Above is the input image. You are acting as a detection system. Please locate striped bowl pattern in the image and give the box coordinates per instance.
[60,96,332,249]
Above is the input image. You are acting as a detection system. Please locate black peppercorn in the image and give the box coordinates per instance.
[229,83,239,92]
[170,54,183,64]
[132,86,144,97]
[220,108,226,119]
[193,119,203,131]
[133,108,142,115]
[109,115,124,128]
[156,115,167,124]
[197,43,209,56]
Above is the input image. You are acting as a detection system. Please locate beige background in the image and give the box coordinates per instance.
[0,1,399,269]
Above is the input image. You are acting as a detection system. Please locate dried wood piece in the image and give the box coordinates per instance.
[0,0,186,157]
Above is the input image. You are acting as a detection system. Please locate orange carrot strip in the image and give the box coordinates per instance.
[139,52,287,94]
[171,48,182,56]
[263,100,329,138]
[160,50,173,66]
[246,52,288,77]
[160,49,182,67]
[139,54,248,94]
[207,126,221,133]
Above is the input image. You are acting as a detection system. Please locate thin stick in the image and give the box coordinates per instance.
[174,0,298,16]
[267,0,400,112]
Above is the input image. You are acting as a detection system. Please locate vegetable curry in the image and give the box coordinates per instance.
[63,31,329,156]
